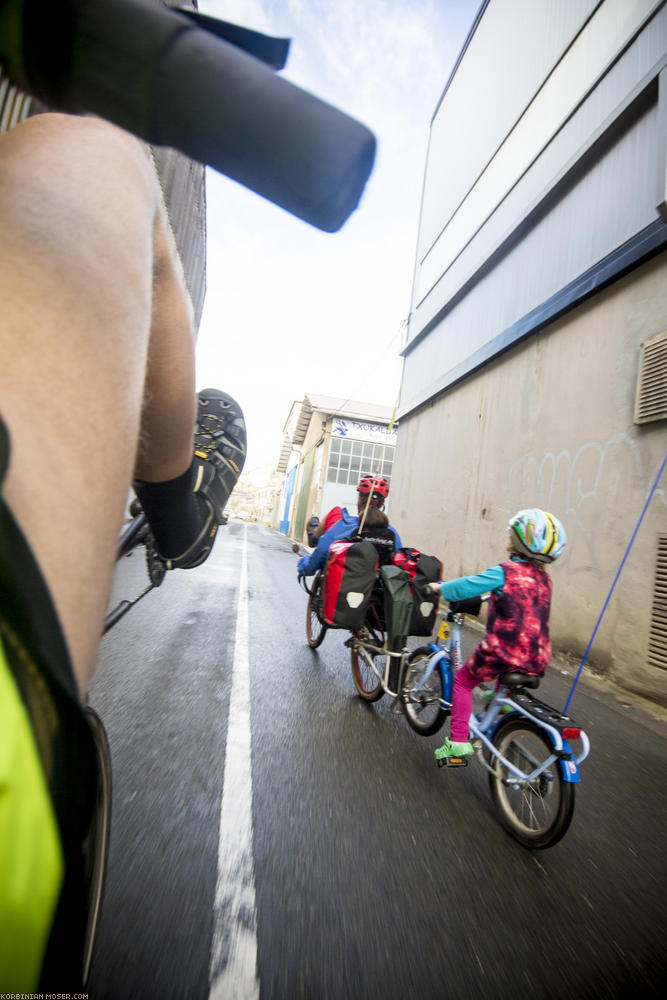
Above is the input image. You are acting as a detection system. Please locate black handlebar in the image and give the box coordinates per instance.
[447,596,483,617]
[1,0,376,231]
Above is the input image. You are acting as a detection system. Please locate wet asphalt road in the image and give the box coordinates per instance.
[87,520,666,999]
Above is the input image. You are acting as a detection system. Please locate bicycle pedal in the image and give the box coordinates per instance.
[437,756,469,768]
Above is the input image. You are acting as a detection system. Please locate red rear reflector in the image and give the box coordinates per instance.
[562,728,580,740]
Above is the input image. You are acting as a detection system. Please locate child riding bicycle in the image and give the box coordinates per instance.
[428,508,567,762]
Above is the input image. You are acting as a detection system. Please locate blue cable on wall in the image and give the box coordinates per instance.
[564,450,667,715]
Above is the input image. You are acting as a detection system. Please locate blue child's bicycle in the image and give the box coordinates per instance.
[400,597,591,849]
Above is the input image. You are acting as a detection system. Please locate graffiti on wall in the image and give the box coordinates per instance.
[507,433,666,577]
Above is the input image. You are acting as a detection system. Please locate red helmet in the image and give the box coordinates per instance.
[357,475,389,505]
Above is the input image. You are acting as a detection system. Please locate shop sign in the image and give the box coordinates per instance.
[331,418,397,445]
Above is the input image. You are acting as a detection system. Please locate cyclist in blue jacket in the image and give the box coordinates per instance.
[297,475,401,576]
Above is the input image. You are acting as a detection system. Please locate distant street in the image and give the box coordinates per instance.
[88,520,665,999]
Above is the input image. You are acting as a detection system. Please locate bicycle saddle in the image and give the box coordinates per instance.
[499,673,540,689]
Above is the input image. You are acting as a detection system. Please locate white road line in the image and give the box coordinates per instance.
[209,529,259,1000]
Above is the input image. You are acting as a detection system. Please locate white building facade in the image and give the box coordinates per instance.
[393,0,667,703]
[276,395,398,543]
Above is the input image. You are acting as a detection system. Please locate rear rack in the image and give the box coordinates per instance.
[510,689,579,730]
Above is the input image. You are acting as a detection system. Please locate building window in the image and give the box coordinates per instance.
[326,437,394,485]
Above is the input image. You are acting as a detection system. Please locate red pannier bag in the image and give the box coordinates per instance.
[392,547,420,579]
[392,547,443,636]
[322,539,379,629]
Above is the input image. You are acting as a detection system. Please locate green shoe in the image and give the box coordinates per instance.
[481,688,512,713]
[434,738,474,761]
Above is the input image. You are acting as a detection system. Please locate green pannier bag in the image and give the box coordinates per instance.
[380,565,413,647]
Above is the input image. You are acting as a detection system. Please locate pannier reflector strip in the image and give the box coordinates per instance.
[346,592,364,608]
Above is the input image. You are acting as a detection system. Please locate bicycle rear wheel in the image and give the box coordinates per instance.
[350,638,384,701]
[306,572,327,648]
[350,600,386,701]
[401,646,448,736]
[489,718,575,849]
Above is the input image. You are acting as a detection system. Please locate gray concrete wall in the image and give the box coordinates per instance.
[392,253,667,704]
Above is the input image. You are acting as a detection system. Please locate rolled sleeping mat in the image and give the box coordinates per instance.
[3,0,376,231]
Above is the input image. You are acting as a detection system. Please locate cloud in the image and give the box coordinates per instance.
[195,0,477,469]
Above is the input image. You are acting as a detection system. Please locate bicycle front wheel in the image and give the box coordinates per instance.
[489,718,575,849]
[81,707,113,985]
[401,646,448,736]
[306,573,327,649]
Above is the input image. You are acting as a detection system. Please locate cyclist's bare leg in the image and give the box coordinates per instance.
[0,112,196,694]
[134,213,197,484]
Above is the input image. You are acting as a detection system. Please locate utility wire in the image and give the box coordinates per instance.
[323,316,407,424]
[563,450,667,715]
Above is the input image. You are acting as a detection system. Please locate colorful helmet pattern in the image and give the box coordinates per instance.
[357,475,389,504]
[509,508,566,563]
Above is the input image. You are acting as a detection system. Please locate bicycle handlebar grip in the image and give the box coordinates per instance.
[9,0,376,231]
[448,595,483,616]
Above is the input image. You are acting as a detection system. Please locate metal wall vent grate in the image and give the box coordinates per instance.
[0,66,33,135]
[635,330,667,425]
[648,535,667,672]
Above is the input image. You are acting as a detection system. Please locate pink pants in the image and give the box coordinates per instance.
[449,665,479,742]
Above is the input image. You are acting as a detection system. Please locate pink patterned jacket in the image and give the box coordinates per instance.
[466,560,552,681]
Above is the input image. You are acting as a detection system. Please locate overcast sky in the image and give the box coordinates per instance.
[195,0,479,471]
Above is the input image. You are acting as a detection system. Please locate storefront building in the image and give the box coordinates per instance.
[276,394,398,543]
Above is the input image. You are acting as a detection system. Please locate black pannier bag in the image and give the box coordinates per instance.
[321,539,379,628]
[392,547,443,636]
[412,552,443,636]
[380,565,414,646]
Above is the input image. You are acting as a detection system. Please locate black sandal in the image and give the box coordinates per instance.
[193,387,246,517]
[163,388,246,569]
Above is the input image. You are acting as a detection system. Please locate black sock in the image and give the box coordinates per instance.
[133,459,208,558]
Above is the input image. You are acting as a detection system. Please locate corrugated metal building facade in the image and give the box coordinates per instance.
[393,0,667,702]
